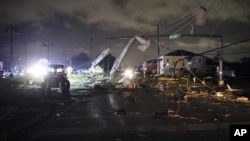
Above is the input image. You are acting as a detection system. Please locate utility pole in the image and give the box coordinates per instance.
[62,51,65,66]
[157,24,160,76]
[218,36,224,86]
[5,24,18,72]
[44,40,52,64]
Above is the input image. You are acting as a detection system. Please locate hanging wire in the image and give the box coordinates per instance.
[172,18,196,34]
[160,0,210,33]
[160,0,213,35]
[208,0,227,36]
[157,0,217,54]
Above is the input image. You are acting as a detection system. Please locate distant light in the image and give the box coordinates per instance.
[27,65,47,77]
[143,62,147,70]
[124,69,133,79]
[57,68,63,72]
[26,58,48,77]
[67,66,73,75]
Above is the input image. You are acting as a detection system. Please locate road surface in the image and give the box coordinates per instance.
[1,84,250,141]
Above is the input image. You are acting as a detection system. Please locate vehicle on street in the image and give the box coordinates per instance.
[41,64,70,96]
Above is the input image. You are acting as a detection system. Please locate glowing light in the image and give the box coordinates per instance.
[57,68,63,72]
[67,66,73,75]
[124,69,133,79]
[26,58,48,77]
[219,71,222,75]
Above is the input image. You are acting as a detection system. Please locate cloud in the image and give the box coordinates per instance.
[208,0,250,22]
[1,0,249,33]
[1,0,249,64]
[175,38,218,49]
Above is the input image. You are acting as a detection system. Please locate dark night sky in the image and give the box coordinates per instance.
[0,0,250,69]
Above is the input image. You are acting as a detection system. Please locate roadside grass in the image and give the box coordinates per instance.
[0,77,28,87]
[0,74,89,91]
[0,75,43,90]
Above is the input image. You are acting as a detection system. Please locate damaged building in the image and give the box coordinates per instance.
[159,49,207,77]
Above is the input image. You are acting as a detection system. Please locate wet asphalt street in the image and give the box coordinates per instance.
[0,82,250,141]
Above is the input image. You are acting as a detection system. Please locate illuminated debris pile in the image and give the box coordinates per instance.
[68,75,93,89]
[236,97,249,102]
[224,84,243,96]
[88,65,104,74]
[185,86,210,96]
[68,73,105,89]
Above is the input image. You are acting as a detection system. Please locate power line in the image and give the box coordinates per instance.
[160,0,211,33]
[224,50,250,55]
[159,0,218,48]
[200,38,250,56]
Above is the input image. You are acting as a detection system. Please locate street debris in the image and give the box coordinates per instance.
[236,96,249,102]
[215,92,224,97]
[41,99,65,106]
[226,84,243,92]
[113,109,127,115]
[167,109,175,115]
[170,114,202,122]
[1,44,250,141]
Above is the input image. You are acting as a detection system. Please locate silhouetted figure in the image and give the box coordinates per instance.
[10,73,13,78]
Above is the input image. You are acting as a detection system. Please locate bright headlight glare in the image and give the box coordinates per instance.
[27,65,47,77]
[57,68,63,72]
[124,69,133,79]
[26,58,49,77]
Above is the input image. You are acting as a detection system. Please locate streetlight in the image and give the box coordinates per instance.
[44,40,52,64]
[5,24,18,72]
